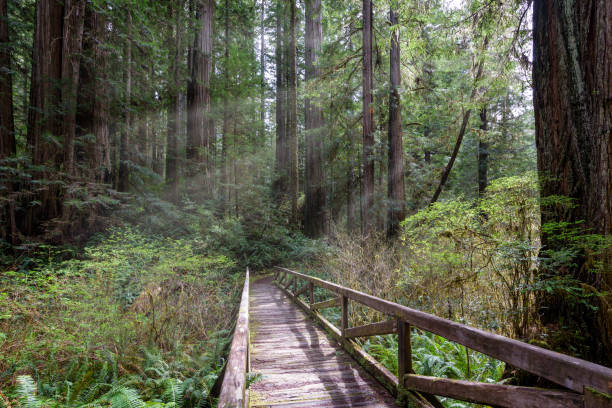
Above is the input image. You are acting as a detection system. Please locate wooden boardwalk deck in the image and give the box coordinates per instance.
[248,276,398,408]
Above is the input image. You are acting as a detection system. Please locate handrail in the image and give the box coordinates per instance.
[218,268,250,408]
[274,266,612,407]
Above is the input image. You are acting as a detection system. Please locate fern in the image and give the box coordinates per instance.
[16,376,40,408]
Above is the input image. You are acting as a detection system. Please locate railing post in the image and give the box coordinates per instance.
[293,276,297,295]
[341,295,348,337]
[397,319,412,383]
[309,282,315,307]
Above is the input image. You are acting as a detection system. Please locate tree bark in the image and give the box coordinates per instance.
[118,10,131,192]
[287,0,298,224]
[61,0,86,176]
[533,0,612,366]
[166,1,181,203]
[0,0,15,159]
[361,0,374,236]
[387,6,405,237]
[477,106,488,197]
[304,0,326,237]
[187,0,213,181]
[222,0,230,205]
[259,0,266,144]
[273,0,287,202]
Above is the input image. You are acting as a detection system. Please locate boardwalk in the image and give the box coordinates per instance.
[248,276,398,408]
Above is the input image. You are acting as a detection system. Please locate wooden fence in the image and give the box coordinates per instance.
[272,266,612,408]
[217,268,250,408]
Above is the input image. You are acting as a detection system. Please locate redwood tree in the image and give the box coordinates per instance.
[386,4,405,237]
[533,0,612,365]
[304,0,326,237]
[361,0,374,236]
[0,0,14,159]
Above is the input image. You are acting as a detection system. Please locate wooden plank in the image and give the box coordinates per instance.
[293,282,309,297]
[404,374,584,408]
[309,282,314,305]
[341,295,348,337]
[218,268,250,408]
[397,319,412,380]
[274,266,612,394]
[250,277,401,408]
[344,320,396,339]
[274,281,435,408]
[585,387,612,408]
[311,296,340,310]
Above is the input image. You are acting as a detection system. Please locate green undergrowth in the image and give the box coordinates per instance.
[0,226,242,408]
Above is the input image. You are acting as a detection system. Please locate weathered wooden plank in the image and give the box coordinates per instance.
[310,296,340,310]
[344,320,396,339]
[341,295,348,337]
[250,277,401,408]
[584,387,612,408]
[397,319,412,380]
[294,281,309,297]
[274,266,612,394]
[218,268,250,408]
[404,374,584,408]
[274,281,434,408]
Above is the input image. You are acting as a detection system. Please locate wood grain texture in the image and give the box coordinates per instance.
[403,374,584,408]
[274,267,612,394]
[218,268,250,407]
[249,276,398,407]
[344,320,396,339]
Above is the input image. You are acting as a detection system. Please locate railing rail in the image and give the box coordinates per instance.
[274,266,612,408]
[218,268,250,408]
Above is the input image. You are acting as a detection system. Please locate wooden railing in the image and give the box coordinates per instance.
[218,268,250,408]
[273,266,612,408]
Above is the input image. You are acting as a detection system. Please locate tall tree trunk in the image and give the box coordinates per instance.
[386,5,405,237]
[0,0,15,159]
[187,0,213,181]
[92,8,110,182]
[0,0,16,244]
[287,0,298,224]
[201,0,213,194]
[304,0,326,237]
[26,0,64,232]
[273,0,286,202]
[61,0,86,176]
[118,10,131,192]
[533,0,612,365]
[477,106,488,197]
[259,0,265,144]
[222,0,230,205]
[166,1,181,203]
[361,0,374,236]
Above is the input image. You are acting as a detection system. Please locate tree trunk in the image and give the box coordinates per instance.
[0,0,15,159]
[386,6,405,237]
[259,0,266,144]
[166,1,181,203]
[287,0,298,224]
[118,10,131,192]
[304,0,326,237]
[187,0,213,180]
[361,0,374,236]
[477,106,488,197]
[222,0,230,205]
[61,0,86,177]
[273,0,287,202]
[533,0,612,366]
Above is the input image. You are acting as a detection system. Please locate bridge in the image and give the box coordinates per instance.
[216,268,612,407]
